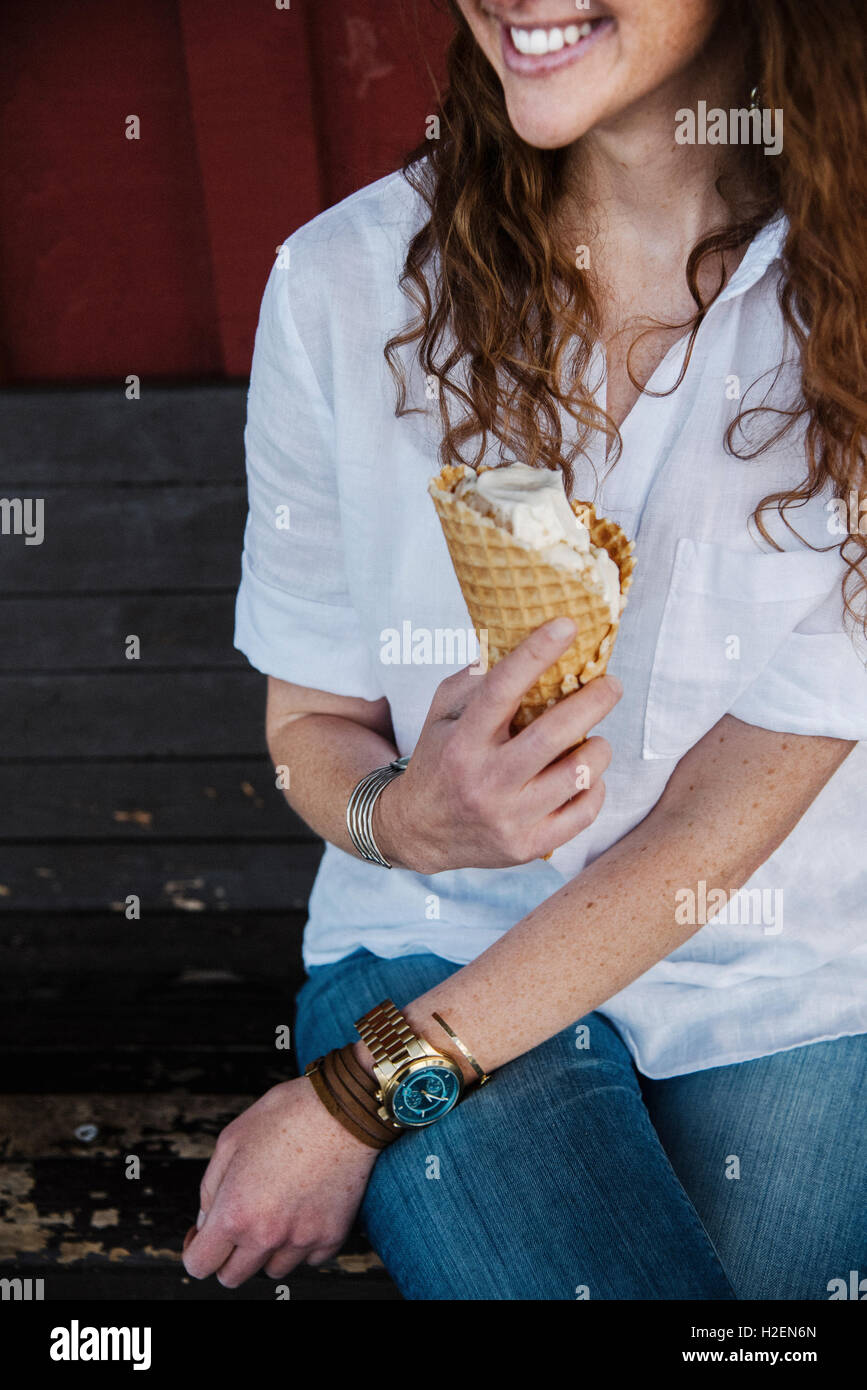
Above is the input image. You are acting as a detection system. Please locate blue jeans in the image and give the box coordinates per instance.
[294,949,866,1301]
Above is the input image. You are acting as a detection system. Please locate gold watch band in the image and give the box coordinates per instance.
[354,998,433,1082]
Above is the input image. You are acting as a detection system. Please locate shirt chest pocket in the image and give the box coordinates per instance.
[643,538,843,759]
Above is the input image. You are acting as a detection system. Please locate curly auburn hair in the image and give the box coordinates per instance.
[385,0,867,638]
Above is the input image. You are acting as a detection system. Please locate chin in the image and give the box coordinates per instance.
[502,92,594,150]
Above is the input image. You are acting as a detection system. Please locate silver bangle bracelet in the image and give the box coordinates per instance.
[346,755,409,868]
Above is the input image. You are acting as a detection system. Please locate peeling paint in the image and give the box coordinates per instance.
[0,1166,35,1198]
[336,1251,384,1273]
[0,1166,48,1256]
[90,1208,119,1228]
[57,1241,106,1265]
[1,1159,382,1280]
[0,1162,55,1262]
[1,1164,81,1258]
[1,1094,252,1159]
[163,878,207,911]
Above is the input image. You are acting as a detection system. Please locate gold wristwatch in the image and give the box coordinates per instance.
[354,999,464,1129]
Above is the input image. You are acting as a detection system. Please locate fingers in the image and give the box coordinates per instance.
[198,1140,233,1224]
[182,1220,236,1280]
[506,674,622,781]
[216,1244,278,1289]
[263,1243,316,1279]
[305,1245,339,1267]
[522,736,612,817]
[537,776,608,858]
[459,619,580,740]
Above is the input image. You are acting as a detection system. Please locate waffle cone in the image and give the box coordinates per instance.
[429,464,636,735]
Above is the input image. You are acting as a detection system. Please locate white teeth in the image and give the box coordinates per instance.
[511,20,596,56]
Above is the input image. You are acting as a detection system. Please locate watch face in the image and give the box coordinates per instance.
[391,1064,461,1126]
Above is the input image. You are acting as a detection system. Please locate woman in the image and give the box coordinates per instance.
[183,0,867,1299]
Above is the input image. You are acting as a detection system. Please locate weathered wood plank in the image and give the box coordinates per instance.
[0,1158,210,1268]
[0,595,245,671]
[0,671,268,757]
[0,761,308,840]
[0,386,248,485]
[0,1047,295,1097]
[0,1094,251,1160]
[0,487,246,593]
[1,969,309,1107]
[0,842,322,910]
[0,911,307,972]
[0,969,303,1053]
[0,1155,397,1297]
[0,996,299,1094]
[0,964,313,1092]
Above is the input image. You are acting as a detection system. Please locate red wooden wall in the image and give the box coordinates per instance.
[0,0,453,383]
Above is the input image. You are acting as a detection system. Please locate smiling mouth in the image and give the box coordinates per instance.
[488,10,615,75]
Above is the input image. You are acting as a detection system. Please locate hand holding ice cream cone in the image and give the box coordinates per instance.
[421,460,635,861]
[373,617,622,873]
[369,462,631,872]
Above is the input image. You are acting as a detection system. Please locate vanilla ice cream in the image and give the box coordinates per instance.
[453,462,622,621]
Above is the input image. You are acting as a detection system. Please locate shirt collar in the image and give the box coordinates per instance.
[714,211,788,306]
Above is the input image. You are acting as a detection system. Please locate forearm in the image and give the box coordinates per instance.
[397,800,765,1085]
[269,712,398,858]
[357,719,853,1087]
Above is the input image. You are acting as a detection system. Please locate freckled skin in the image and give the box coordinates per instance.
[399,717,852,1073]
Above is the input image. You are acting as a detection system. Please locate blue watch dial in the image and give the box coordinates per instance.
[391,1064,461,1126]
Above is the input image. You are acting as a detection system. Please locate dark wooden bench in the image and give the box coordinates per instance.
[0,386,400,1299]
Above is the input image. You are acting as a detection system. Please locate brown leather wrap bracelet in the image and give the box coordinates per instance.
[305,1044,401,1150]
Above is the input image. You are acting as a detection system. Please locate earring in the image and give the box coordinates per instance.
[749,85,760,111]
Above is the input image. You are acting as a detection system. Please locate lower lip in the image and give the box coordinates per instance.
[500,17,614,77]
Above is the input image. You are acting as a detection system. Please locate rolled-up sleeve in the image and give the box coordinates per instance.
[234,243,384,701]
[728,580,867,741]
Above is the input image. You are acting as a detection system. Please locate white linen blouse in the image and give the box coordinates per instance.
[234,169,867,1078]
